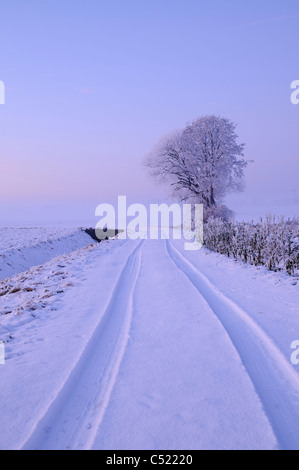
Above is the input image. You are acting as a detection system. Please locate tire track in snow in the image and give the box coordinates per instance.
[22,241,143,450]
[167,240,299,450]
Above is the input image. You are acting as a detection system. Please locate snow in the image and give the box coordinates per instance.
[168,241,299,450]
[0,231,299,450]
[0,227,95,281]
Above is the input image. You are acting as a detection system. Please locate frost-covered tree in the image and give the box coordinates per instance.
[145,115,247,213]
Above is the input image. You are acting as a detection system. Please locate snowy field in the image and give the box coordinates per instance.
[0,229,299,450]
[0,227,95,281]
[0,227,80,252]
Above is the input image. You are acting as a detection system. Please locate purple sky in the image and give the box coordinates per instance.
[0,0,298,224]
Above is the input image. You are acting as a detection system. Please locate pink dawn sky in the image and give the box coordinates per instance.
[0,0,298,224]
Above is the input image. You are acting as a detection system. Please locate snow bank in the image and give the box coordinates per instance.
[0,227,95,281]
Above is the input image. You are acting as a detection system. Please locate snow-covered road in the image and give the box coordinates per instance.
[0,237,299,450]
